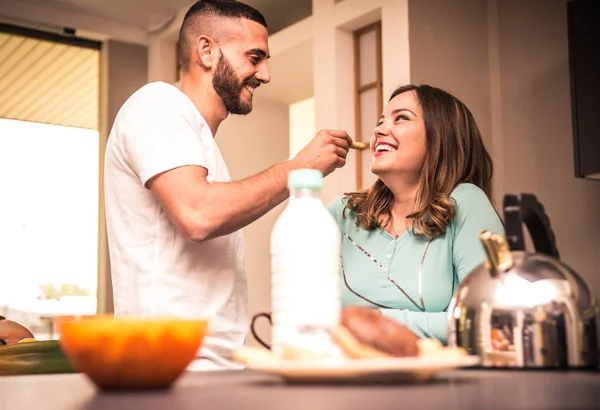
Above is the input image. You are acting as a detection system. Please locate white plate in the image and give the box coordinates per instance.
[246,355,481,383]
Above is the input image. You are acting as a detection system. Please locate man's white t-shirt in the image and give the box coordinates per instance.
[104,81,247,369]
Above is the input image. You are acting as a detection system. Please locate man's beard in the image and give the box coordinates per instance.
[213,51,260,115]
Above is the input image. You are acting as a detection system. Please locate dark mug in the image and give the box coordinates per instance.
[250,312,272,349]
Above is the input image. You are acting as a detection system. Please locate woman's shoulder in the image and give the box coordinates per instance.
[450,182,488,202]
[450,183,497,212]
[327,195,350,222]
[449,183,504,234]
[328,195,347,205]
[326,195,347,211]
[327,195,362,231]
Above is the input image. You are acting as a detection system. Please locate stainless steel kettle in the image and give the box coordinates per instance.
[447,193,599,368]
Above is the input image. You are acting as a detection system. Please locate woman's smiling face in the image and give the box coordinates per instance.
[370,90,427,179]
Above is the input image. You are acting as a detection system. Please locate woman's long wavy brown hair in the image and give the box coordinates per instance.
[344,84,494,239]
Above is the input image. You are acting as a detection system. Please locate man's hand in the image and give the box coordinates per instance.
[292,129,352,176]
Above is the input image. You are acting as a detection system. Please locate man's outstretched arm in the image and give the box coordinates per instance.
[148,129,352,242]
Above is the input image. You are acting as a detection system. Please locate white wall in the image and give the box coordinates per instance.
[409,0,493,157]
[148,36,178,83]
[98,40,149,313]
[216,99,290,347]
[289,97,315,156]
[312,0,410,204]
[494,0,600,298]
[407,0,600,300]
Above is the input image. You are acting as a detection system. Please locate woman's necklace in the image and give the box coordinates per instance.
[390,223,399,239]
[388,215,400,239]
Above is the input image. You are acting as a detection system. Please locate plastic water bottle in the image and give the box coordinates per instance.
[270,169,342,358]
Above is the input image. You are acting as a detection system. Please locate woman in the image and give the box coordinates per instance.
[327,84,504,344]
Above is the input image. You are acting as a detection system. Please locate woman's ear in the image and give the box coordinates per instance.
[195,35,215,69]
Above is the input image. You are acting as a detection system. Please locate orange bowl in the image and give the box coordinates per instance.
[56,315,208,390]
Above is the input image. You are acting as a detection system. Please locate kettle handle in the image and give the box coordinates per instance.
[502,193,560,258]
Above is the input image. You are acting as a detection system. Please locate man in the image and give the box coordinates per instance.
[104,0,352,370]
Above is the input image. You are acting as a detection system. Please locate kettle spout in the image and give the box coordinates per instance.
[479,230,514,276]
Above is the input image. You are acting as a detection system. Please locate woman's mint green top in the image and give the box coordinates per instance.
[327,183,504,344]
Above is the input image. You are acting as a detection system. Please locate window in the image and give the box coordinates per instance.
[0,24,100,339]
[289,97,315,158]
[353,22,382,190]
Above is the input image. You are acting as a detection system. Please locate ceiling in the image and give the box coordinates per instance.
[0,0,312,40]
[3,0,195,33]
[244,0,312,35]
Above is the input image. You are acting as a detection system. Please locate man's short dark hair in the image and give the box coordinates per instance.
[178,0,267,71]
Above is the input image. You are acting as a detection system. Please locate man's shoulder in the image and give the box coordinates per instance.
[117,82,206,128]
[129,81,185,103]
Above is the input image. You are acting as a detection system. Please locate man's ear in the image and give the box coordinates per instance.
[195,35,216,69]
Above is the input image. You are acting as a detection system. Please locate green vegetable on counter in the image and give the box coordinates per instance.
[0,340,77,376]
